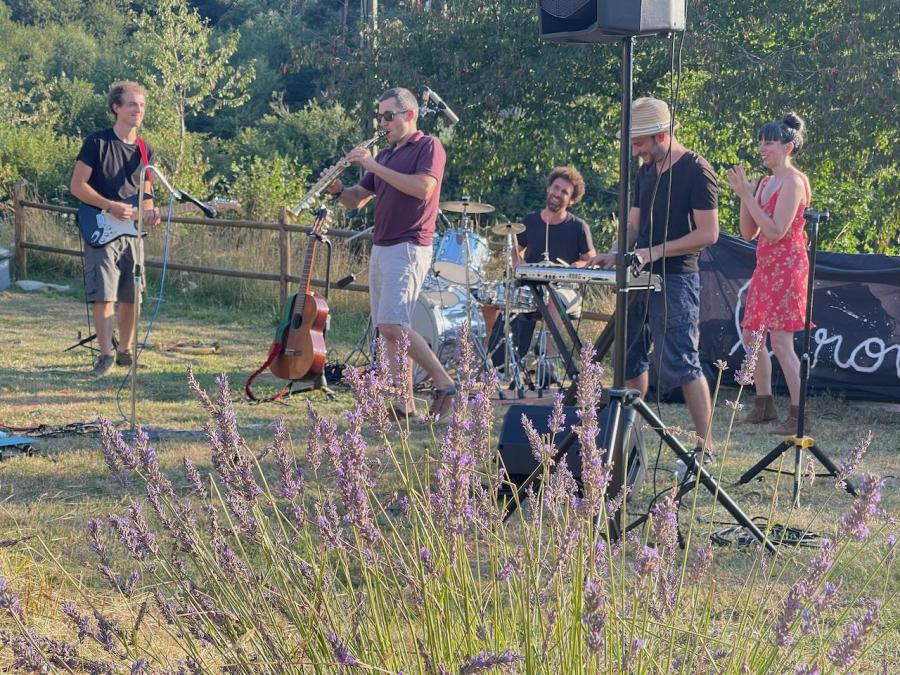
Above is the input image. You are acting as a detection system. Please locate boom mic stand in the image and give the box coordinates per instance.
[502,37,775,554]
[131,165,201,433]
[737,209,855,505]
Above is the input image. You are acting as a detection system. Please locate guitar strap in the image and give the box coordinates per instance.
[244,341,293,402]
[136,136,152,184]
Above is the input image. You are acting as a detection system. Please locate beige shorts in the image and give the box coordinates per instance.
[369,242,432,327]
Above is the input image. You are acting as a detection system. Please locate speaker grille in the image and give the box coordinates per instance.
[540,0,593,19]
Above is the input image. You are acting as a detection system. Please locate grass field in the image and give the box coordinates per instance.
[1,286,898,671]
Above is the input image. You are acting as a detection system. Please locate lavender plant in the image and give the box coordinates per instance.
[0,330,896,673]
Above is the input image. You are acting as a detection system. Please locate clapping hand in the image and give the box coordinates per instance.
[726,164,759,201]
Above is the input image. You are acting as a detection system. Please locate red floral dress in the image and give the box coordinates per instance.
[741,174,811,332]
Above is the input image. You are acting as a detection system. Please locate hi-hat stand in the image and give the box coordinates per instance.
[502,37,775,554]
[737,209,855,505]
[486,227,532,398]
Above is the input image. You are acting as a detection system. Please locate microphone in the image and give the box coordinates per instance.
[335,274,356,289]
[176,189,217,219]
[346,226,373,243]
[421,87,459,125]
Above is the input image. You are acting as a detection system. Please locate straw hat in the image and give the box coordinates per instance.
[617,97,680,139]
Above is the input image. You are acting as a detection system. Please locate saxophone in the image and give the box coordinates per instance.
[289,130,388,216]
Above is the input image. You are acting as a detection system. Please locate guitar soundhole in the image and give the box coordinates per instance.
[292,315,303,330]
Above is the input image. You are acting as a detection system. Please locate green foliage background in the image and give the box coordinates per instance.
[0,0,896,253]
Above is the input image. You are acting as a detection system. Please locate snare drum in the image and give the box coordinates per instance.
[411,285,486,385]
[433,228,491,286]
[479,281,536,313]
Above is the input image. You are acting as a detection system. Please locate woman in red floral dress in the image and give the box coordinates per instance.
[727,113,811,433]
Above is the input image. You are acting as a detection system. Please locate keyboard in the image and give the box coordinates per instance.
[514,264,662,291]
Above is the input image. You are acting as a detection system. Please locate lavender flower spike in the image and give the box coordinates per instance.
[327,631,361,667]
[838,473,885,542]
[736,329,765,386]
[0,578,24,620]
[835,430,873,489]
[828,598,881,667]
[459,648,523,674]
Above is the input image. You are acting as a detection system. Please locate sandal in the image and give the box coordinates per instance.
[390,403,415,420]
[429,386,458,421]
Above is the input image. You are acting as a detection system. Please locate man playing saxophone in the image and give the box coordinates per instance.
[325,87,457,419]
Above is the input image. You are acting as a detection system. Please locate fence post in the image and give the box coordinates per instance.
[13,182,27,280]
[279,207,291,308]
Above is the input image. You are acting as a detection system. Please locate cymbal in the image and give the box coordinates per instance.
[440,200,495,214]
[491,222,525,236]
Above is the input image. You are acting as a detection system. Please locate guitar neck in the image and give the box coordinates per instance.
[299,237,318,296]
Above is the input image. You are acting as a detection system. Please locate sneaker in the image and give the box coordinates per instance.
[115,350,133,367]
[90,354,115,377]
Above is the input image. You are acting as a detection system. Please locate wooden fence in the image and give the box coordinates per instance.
[11,182,373,308]
[11,183,610,321]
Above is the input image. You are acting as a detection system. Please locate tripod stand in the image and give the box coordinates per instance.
[502,37,775,553]
[737,209,855,505]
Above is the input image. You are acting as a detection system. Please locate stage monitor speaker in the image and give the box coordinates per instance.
[497,404,645,492]
[538,0,686,44]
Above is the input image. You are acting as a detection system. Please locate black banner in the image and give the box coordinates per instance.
[699,234,900,402]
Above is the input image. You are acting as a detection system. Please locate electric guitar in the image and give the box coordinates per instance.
[268,209,330,381]
[76,196,239,247]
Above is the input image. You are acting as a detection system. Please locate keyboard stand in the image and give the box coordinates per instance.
[524,281,585,385]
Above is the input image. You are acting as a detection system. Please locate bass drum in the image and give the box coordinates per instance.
[411,285,485,385]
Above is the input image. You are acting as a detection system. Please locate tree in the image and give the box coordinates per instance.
[131,0,255,177]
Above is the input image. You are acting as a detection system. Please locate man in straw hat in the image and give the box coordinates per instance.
[590,96,719,459]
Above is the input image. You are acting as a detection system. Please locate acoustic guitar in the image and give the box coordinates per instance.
[268,209,330,381]
[77,196,239,247]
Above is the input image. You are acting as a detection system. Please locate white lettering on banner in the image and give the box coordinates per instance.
[811,329,900,377]
[728,281,760,357]
[727,280,900,380]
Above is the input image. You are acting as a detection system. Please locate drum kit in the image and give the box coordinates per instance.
[410,197,546,393]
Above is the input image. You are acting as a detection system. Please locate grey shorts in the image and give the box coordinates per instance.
[369,242,432,327]
[84,237,137,303]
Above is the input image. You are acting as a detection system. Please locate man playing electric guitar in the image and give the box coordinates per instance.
[70,81,161,377]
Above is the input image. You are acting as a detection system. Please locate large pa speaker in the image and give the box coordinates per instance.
[497,404,645,492]
[538,0,686,44]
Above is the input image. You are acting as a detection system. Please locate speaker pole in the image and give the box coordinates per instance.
[613,36,634,390]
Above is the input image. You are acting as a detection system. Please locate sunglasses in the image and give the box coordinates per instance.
[377,109,408,122]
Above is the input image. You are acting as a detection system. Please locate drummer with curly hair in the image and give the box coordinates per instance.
[485,166,596,385]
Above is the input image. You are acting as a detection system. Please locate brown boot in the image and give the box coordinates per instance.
[771,404,811,435]
[744,395,778,424]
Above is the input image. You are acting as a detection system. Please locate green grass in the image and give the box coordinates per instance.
[1,288,898,671]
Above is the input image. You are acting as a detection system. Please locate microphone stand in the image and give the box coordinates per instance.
[130,165,189,434]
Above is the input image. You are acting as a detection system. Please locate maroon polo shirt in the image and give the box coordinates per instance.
[359,131,445,247]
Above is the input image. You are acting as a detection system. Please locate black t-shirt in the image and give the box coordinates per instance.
[76,128,155,203]
[517,212,594,265]
[632,151,717,274]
